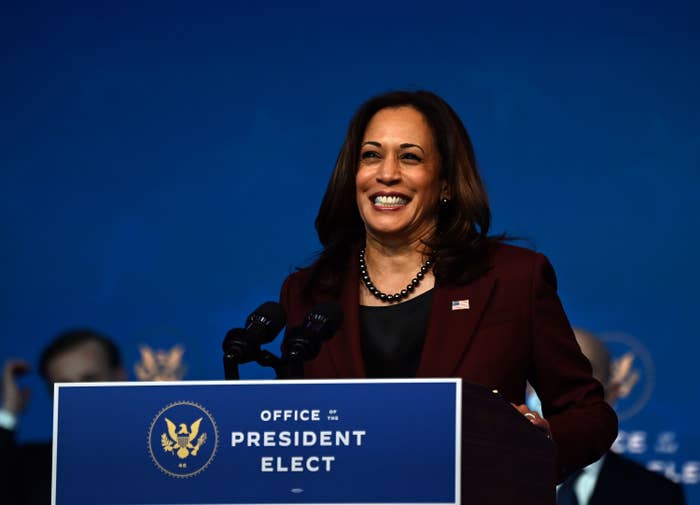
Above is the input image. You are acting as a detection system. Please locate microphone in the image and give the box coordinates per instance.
[222,301,286,379]
[280,302,343,378]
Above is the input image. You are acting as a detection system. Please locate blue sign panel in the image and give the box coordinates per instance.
[52,379,461,505]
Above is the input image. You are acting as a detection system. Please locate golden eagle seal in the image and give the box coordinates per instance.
[135,344,187,381]
[601,332,655,421]
[148,401,219,478]
[161,417,207,459]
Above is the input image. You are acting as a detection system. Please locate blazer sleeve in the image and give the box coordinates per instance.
[527,253,618,481]
[279,272,313,330]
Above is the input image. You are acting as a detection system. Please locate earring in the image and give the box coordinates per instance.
[440,196,450,205]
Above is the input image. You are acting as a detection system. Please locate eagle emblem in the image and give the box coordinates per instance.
[161,417,207,459]
[600,332,655,421]
[135,345,187,381]
[611,351,640,398]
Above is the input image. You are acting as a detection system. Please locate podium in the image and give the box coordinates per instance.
[52,379,554,505]
[459,382,556,504]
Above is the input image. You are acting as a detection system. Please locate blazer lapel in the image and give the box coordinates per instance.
[416,273,497,377]
[325,251,366,378]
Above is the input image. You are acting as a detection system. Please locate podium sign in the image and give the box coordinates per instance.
[53,379,461,505]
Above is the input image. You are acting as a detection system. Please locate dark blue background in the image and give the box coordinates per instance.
[2,1,698,502]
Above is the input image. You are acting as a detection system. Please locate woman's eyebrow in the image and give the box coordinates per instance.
[400,143,425,153]
[361,141,425,154]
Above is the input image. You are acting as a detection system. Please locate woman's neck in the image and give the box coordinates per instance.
[364,237,428,271]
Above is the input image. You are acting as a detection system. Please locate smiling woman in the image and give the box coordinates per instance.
[356,107,445,255]
[278,90,618,494]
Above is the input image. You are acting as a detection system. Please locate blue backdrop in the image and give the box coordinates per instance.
[2,1,698,502]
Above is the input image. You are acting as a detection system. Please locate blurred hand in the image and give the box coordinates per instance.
[511,403,552,439]
[2,360,32,415]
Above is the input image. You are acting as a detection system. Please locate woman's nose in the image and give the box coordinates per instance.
[376,157,401,184]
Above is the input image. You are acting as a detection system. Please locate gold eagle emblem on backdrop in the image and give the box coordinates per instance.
[611,351,640,399]
[600,332,655,421]
[161,417,207,459]
[135,344,187,381]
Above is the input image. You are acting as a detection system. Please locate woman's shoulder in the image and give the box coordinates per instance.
[489,242,542,265]
[280,265,313,292]
[486,242,556,283]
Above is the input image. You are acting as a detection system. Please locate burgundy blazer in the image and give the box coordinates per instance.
[279,243,618,482]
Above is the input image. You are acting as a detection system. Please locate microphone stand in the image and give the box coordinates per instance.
[276,350,304,379]
[223,353,241,380]
[256,350,286,377]
[223,349,288,380]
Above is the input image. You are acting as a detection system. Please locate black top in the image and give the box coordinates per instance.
[360,289,434,378]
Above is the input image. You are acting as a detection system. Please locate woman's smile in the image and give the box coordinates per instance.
[370,192,411,210]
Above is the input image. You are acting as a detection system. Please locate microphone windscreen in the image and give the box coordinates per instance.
[247,301,287,344]
[305,301,343,341]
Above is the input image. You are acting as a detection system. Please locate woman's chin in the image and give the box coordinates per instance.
[364,223,435,245]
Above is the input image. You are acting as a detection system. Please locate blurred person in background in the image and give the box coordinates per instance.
[0,328,126,505]
[555,328,686,505]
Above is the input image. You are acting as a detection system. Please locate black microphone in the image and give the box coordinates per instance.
[223,301,286,379]
[280,302,343,378]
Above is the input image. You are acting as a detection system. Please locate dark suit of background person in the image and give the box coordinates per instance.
[280,243,618,485]
[0,329,126,505]
[557,329,686,505]
[590,451,685,505]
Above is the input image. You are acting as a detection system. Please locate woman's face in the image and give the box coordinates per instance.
[356,106,445,245]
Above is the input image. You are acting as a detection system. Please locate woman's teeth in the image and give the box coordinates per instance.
[373,195,408,206]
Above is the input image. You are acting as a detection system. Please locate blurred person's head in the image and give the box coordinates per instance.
[38,329,126,388]
[573,328,620,405]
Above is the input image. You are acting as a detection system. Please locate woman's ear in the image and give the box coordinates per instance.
[440,180,450,201]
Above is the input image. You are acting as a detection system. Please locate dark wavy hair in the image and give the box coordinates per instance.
[305,90,500,297]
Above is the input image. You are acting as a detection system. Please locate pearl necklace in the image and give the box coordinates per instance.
[359,248,434,303]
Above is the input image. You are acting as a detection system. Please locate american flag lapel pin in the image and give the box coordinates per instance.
[451,299,470,311]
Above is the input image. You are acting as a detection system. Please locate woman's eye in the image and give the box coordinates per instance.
[361,151,380,160]
[401,153,422,162]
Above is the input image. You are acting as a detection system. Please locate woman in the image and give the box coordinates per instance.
[279,90,617,489]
